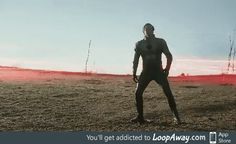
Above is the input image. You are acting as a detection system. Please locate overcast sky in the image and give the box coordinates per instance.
[0,0,236,75]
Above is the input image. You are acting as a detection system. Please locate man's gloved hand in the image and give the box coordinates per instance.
[163,69,169,77]
[133,75,139,83]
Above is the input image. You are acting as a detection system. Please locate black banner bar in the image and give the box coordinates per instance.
[0,131,235,144]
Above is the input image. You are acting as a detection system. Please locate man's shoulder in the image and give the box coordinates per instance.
[134,40,145,50]
[155,37,166,42]
[135,39,145,45]
[134,40,145,52]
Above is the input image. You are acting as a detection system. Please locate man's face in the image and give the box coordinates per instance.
[143,25,154,37]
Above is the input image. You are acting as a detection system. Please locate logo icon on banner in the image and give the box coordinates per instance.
[209,132,217,144]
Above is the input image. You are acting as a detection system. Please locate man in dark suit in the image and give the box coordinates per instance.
[131,23,181,124]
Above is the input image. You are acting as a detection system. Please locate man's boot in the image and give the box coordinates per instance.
[130,104,152,124]
[172,108,181,124]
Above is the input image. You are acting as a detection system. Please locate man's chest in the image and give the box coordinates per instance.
[139,40,162,55]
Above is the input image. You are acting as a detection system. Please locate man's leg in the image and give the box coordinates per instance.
[131,72,150,123]
[156,77,181,124]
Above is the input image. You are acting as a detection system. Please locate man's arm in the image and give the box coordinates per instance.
[133,42,141,82]
[162,39,173,75]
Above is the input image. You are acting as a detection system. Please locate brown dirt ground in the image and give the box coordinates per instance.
[0,68,235,131]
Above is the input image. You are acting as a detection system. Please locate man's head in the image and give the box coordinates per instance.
[143,23,155,37]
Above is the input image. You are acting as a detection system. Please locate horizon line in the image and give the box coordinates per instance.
[1,65,236,77]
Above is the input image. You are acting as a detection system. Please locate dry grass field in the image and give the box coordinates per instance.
[0,67,235,131]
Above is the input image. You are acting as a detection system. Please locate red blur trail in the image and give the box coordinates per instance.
[170,74,236,85]
[0,66,236,85]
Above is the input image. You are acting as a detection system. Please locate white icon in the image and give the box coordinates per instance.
[209,132,217,144]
